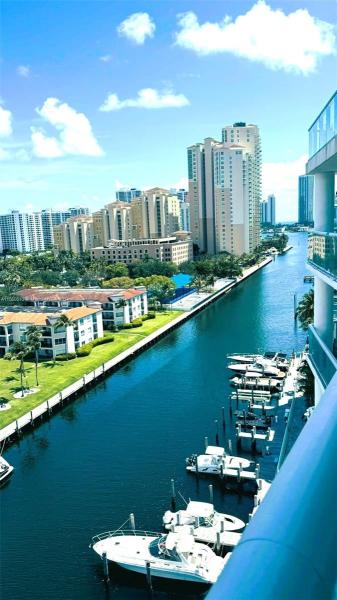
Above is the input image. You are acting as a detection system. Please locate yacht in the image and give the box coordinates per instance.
[230,376,282,391]
[91,529,227,584]
[227,353,289,371]
[186,445,251,475]
[163,501,245,535]
[227,361,280,376]
[0,455,14,485]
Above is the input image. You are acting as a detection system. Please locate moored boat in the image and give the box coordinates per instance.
[186,445,251,475]
[91,529,226,584]
[0,455,14,485]
[163,500,245,533]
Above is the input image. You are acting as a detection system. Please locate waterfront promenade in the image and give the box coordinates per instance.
[0,256,272,444]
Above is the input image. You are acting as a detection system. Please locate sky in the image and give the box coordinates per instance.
[0,0,336,221]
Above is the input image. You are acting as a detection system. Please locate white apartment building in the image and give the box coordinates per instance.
[0,306,103,359]
[188,123,261,255]
[306,91,337,403]
[18,287,148,330]
[0,210,45,253]
[91,237,193,266]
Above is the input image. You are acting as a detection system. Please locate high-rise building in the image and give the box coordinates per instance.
[53,216,94,253]
[92,202,133,246]
[298,175,314,225]
[69,207,89,217]
[306,91,337,403]
[261,194,276,225]
[180,201,191,232]
[130,188,181,239]
[0,210,45,253]
[41,209,72,248]
[115,188,142,203]
[188,123,261,255]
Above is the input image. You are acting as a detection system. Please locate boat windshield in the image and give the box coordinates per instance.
[149,537,182,562]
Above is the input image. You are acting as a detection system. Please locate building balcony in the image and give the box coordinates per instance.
[308,325,337,388]
[307,232,337,284]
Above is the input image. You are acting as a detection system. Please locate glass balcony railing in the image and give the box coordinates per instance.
[307,232,337,281]
[308,325,337,388]
[308,91,337,158]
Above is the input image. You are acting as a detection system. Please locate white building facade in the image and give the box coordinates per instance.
[0,306,103,359]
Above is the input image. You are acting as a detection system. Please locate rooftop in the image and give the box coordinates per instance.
[18,287,146,302]
[0,305,100,326]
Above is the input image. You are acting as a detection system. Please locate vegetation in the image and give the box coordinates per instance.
[76,334,115,357]
[0,311,182,428]
[296,289,314,330]
[26,325,42,386]
[298,362,315,406]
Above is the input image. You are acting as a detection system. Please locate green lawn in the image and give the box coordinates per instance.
[0,311,183,429]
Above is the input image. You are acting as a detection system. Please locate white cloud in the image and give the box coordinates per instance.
[99,54,113,63]
[17,65,31,78]
[117,12,155,45]
[31,97,104,158]
[0,106,13,137]
[175,1,336,74]
[100,88,190,111]
[263,154,308,222]
[115,179,131,190]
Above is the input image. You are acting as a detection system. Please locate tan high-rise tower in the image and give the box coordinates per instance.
[188,123,261,255]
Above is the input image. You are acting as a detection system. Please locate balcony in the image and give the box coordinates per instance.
[308,91,337,159]
[308,325,337,388]
[308,232,337,282]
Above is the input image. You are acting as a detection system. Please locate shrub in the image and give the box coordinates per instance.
[147,311,156,319]
[121,323,133,329]
[55,352,77,361]
[131,318,143,328]
[76,343,93,357]
[92,335,114,347]
[4,352,13,360]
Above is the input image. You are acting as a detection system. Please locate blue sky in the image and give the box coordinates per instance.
[0,0,335,220]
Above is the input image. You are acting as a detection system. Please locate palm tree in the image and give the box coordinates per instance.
[26,325,42,386]
[10,341,31,398]
[54,314,74,360]
[191,276,207,292]
[296,289,314,330]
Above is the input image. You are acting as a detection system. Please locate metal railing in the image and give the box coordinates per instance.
[91,529,161,545]
[207,371,337,600]
[307,232,337,282]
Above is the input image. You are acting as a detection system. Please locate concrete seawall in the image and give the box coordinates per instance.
[0,256,273,444]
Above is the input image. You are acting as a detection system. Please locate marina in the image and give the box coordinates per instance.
[0,233,309,599]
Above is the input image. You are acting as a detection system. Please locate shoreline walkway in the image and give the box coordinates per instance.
[0,256,272,444]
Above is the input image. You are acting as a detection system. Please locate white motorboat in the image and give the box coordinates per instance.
[186,445,251,475]
[0,455,14,485]
[163,500,245,541]
[227,354,289,371]
[227,361,280,376]
[230,376,282,390]
[91,529,227,584]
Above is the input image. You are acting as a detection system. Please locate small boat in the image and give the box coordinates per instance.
[227,354,289,371]
[230,376,282,391]
[186,445,251,475]
[163,500,245,533]
[0,455,14,485]
[91,529,227,584]
[227,362,280,376]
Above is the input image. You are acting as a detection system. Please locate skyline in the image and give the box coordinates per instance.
[0,0,335,221]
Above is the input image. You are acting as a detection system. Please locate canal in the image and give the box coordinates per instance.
[1,233,308,600]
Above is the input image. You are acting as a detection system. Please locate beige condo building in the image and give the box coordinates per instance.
[188,123,261,255]
[53,216,94,253]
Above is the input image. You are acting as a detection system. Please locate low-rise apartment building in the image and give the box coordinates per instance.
[18,287,148,330]
[91,237,193,266]
[0,306,103,359]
